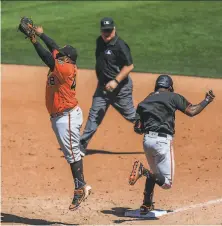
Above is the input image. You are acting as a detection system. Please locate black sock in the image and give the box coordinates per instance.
[143,168,165,186]
[142,168,152,178]
[143,176,155,205]
[80,139,87,149]
[70,159,86,189]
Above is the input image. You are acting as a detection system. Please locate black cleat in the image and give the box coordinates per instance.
[69,185,92,211]
[140,203,155,215]
[129,161,144,185]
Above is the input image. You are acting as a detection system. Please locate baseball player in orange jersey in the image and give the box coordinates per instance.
[22,25,91,211]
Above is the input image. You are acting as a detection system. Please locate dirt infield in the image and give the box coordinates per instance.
[2,64,222,225]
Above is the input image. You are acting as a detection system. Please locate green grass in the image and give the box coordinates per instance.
[2,1,222,78]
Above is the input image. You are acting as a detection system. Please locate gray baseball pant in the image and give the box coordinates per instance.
[80,80,136,149]
[143,132,175,189]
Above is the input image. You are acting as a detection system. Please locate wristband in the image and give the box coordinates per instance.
[114,78,120,85]
[200,99,209,108]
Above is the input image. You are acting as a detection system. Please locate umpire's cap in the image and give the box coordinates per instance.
[100,17,115,30]
[58,45,78,63]
[155,74,174,92]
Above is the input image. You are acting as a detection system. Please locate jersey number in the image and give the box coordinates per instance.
[48,76,55,86]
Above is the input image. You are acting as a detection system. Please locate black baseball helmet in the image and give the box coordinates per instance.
[155,74,174,92]
[57,45,78,63]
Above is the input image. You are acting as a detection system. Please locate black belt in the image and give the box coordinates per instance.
[50,107,75,118]
[50,111,64,118]
[156,133,168,138]
[145,131,171,138]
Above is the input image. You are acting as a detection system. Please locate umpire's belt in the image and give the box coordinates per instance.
[145,131,173,139]
[50,107,76,118]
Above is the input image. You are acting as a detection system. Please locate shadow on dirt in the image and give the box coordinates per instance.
[85,149,144,156]
[101,207,159,223]
[101,207,131,217]
[1,213,77,225]
[58,148,144,156]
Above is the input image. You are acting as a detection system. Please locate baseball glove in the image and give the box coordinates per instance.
[134,113,144,135]
[18,17,35,39]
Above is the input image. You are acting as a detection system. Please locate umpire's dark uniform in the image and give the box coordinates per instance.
[80,18,136,152]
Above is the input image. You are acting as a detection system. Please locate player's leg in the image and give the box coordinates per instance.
[151,136,175,189]
[128,137,156,214]
[142,135,174,189]
[141,142,157,214]
[140,137,157,214]
[141,135,174,213]
[129,134,174,214]
[138,135,171,214]
[141,177,155,214]
[80,87,110,155]
[111,78,136,123]
[51,106,91,210]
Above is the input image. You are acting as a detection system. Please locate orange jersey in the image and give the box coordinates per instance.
[45,50,78,114]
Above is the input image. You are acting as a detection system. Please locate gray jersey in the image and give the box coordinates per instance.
[137,91,190,135]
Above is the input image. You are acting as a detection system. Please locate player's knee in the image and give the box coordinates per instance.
[88,108,98,120]
[89,108,105,125]
[161,178,173,190]
[66,157,81,164]
[66,158,74,164]
[161,183,172,189]
[63,150,81,164]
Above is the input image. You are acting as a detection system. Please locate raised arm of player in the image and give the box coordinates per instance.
[30,36,55,71]
[185,90,215,117]
[173,90,215,117]
[33,26,60,52]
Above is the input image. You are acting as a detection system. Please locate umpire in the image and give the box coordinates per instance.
[80,17,136,155]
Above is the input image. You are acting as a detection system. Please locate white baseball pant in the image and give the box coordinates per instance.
[51,106,83,164]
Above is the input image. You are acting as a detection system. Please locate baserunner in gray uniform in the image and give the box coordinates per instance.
[80,17,136,155]
[128,74,215,215]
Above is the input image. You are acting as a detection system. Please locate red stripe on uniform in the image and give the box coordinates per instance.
[68,112,75,162]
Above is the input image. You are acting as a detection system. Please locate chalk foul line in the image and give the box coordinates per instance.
[169,198,222,214]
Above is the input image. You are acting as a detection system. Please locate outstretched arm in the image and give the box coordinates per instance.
[30,36,55,70]
[185,90,215,117]
[17,18,55,70]
[34,26,60,52]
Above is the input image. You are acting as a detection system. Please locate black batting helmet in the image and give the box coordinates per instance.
[155,74,174,92]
